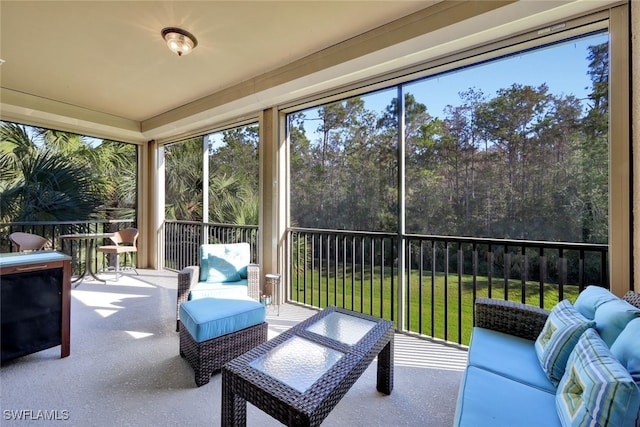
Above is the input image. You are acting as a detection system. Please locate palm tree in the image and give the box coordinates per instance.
[0,150,104,221]
[165,137,204,221]
[0,122,106,221]
[93,140,138,220]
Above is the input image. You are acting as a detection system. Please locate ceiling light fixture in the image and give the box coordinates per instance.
[161,27,198,56]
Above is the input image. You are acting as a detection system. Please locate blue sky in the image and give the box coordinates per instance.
[361,31,607,119]
[210,31,608,146]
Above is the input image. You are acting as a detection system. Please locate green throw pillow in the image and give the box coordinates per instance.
[556,328,640,427]
[535,300,595,386]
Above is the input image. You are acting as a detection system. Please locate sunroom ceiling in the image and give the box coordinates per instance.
[0,0,619,143]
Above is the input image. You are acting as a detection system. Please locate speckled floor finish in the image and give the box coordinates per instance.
[0,269,467,426]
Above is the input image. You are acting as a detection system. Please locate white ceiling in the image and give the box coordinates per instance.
[0,0,619,143]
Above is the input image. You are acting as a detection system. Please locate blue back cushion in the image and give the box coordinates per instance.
[610,317,640,387]
[573,286,618,319]
[199,243,250,283]
[593,298,640,346]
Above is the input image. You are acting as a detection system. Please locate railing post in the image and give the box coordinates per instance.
[396,85,406,332]
[397,235,406,332]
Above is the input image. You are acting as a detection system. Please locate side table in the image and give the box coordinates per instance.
[264,273,282,315]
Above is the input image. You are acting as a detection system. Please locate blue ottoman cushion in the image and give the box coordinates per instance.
[180,296,266,343]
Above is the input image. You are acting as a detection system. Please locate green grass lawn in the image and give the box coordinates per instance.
[290,265,581,345]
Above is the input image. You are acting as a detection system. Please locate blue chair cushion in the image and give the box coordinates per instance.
[535,300,595,386]
[189,280,248,301]
[556,329,640,427]
[179,296,265,343]
[573,285,618,319]
[199,243,251,282]
[593,298,640,346]
[207,253,241,282]
[468,327,555,393]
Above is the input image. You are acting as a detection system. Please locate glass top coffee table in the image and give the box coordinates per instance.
[222,306,394,427]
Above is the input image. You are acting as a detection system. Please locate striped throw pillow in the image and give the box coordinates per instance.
[535,300,595,386]
[556,328,640,427]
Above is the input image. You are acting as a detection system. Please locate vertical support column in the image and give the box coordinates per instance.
[632,1,640,291]
[202,136,209,243]
[138,141,149,269]
[140,139,162,269]
[397,86,406,331]
[609,4,631,296]
[259,108,285,294]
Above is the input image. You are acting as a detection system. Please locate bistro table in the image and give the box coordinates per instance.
[222,306,394,427]
[59,232,114,286]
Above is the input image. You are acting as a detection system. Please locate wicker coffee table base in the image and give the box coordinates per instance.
[222,307,394,426]
[180,321,268,387]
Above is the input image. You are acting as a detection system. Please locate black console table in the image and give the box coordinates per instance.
[0,251,72,363]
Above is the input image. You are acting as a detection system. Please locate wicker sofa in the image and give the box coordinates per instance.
[176,243,260,331]
[454,288,640,426]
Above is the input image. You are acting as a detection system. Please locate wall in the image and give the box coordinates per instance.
[633,1,639,291]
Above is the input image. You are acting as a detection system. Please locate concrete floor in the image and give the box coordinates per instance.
[0,269,467,426]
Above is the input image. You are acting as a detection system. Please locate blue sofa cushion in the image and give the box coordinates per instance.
[593,298,640,347]
[179,296,265,343]
[535,300,595,386]
[573,285,619,319]
[454,366,561,427]
[199,243,250,282]
[610,317,640,387]
[556,329,640,427]
[468,327,555,393]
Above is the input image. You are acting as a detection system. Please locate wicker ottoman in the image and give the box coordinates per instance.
[179,297,267,386]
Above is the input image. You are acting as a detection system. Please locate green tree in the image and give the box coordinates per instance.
[1,122,139,223]
[165,137,203,221]
[0,123,104,221]
[94,140,138,220]
[208,126,259,225]
[577,42,609,243]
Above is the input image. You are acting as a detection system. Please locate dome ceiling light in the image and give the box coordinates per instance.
[161,27,198,56]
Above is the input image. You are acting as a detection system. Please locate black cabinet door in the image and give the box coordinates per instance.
[1,268,63,362]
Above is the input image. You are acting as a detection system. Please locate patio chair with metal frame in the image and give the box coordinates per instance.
[96,228,139,280]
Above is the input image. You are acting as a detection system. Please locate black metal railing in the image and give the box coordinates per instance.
[163,220,259,271]
[1,220,137,274]
[4,220,608,346]
[287,227,608,345]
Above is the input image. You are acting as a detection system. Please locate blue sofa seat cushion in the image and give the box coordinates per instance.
[468,327,556,393]
[454,366,561,427]
[179,296,265,343]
